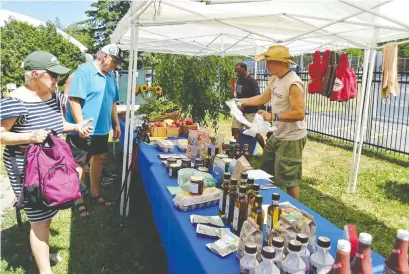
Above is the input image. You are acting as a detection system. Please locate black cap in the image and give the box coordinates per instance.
[247,178,255,184]
[272,237,284,248]
[182,158,191,163]
[272,193,280,201]
[288,240,302,252]
[224,173,231,180]
[239,185,247,193]
[195,158,203,163]
[245,243,257,254]
[255,194,263,203]
[241,172,248,179]
[296,233,308,244]
[317,236,331,248]
[252,184,260,191]
[262,246,276,259]
[230,178,238,185]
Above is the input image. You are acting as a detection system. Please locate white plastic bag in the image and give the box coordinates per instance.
[243,114,275,137]
[225,99,252,128]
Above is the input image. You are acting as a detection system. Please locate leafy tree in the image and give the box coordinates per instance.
[64,20,96,50]
[0,20,83,93]
[154,54,236,127]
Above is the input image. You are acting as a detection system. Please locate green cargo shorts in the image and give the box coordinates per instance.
[261,135,307,188]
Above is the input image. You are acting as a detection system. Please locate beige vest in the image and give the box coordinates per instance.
[270,71,307,140]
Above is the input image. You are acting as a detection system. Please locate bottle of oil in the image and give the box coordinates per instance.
[233,185,248,236]
[242,144,250,161]
[246,177,255,195]
[235,144,242,159]
[204,147,212,170]
[240,172,248,186]
[225,178,238,225]
[265,193,281,244]
[218,173,230,218]
[248,184,260,216]
[250,194,265,232]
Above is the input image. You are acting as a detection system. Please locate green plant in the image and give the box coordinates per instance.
[136,96,180,120]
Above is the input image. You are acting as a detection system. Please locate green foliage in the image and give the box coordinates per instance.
[346,48,364,58]
[154,54,235,127]
[64,20,96,50]
[137,96,180,120]
[0,20,82,93]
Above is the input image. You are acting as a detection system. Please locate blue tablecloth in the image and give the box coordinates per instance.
[118,119,385,274]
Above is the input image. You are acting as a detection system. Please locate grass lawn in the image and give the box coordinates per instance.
[1,118,408,273]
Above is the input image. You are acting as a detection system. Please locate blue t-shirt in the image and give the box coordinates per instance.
[65,62,119,135]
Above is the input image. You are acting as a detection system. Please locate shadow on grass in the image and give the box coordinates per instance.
[379,180,409,205]
[301,176,394,258]
[67,142,168,274]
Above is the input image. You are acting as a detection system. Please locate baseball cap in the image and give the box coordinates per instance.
[100,44,123,62]
[23,51,70,74]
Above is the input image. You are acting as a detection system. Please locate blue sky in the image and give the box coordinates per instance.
[1,1,95,27]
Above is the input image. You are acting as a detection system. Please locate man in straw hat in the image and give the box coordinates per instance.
[238,45,307,199]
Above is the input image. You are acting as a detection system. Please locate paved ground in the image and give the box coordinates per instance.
[0,173,15,216]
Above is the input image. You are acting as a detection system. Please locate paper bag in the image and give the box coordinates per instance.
[236,217,262,260]
[231,156,252,180]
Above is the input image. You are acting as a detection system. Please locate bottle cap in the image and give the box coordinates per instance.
[397,229,409,241]
[245,243,257,254]
[247,178,255,184]
[224,173,231,180]
[230,178,238,185]
[241,172,248,179]
[296,233,308,244]
[272,193,280,201]
[359,233,372,245]
[288,240,302,252]
[195,158,203,163]
[255,194,263,203]
[317,236,331,248]
[262,246,275,259]
[239,185,247,193]
[272,237,284,248]
[252,184,260,191]
[337,239,351,253]
[229,138,236,143]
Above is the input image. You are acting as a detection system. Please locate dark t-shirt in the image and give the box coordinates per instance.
[235,75,260,113]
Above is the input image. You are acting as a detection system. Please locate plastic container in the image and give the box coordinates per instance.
[255,246,280,274]
[240,243,259,274]
[177,139,188,152]
[156,139,175,152]
[173,187,221,211]
[281,240,306,274]
[310,236,334,274]
[271,237,285,269]
[296,233,311,271]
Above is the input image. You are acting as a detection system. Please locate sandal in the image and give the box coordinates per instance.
[91,195,112,206]
[73,202,90,217]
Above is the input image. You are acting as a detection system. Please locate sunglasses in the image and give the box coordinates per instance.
[47,71,60,79]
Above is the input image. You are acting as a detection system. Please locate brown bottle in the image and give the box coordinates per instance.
[246,177,254,195]
[242,144,250,161]
[384,229,409,274]
[250,194,265,232]
[225,178,238,225]
[248,184,260,216]
[240,172,248,186]
[351,233,374,274]
[232,185,248,236]
[218,173,230,218]
[235,144,242,159]
[328,239,351,274]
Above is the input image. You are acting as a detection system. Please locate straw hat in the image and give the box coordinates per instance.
[255,45,296,64]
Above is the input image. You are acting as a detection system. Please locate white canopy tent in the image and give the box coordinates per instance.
[0,9,88,52]
[111,0,409,216]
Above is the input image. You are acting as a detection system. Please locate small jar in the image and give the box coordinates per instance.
[198,167,209,173]
[166,158,177,173]
[190,176,204,195]
[181,158,191,168]
[194,158,204,169]
[169,163,181,179]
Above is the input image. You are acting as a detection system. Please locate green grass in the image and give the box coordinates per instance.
[1,120,409,273]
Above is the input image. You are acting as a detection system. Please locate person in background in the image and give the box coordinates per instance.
[238,45,307,200]
[65,44,122,207]
[232,62,265,148]
[0,51,93,274]
[63,53,93,98]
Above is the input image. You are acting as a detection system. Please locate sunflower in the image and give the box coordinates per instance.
[154,86,163,94]
[141,84,148,92]
[135,85,140,94]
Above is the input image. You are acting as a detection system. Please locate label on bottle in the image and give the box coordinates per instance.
[355,253,365,259]
[190,183,198,194]
[240,266,250,274]
[219,195,223,211]
[332,263,343,269]
[310,264,331,274]
[392,249,402,254]
[383,265,396,274]
[225,197,230,219]
[266,214,272,235]
[233,206,239,230]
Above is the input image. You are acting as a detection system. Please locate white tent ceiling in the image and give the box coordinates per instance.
[0,9,88,52]
[111,0,409,56]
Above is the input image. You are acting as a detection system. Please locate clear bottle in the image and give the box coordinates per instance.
[250,194,265,233]
[255,246,280,274]
[296,233,311,271]
[240,243,259,274]
[225,178,238,226]
[351,233,374,274]
[281,240,306,274]
[218,173,230,218]
[240,172,248,186]
[233,185,248,236]
[265,193,281,244]
[384,229,409,274]
[248,184,260,216]
[271,237,285,269]
[309,236,334,274]
[328,239,351,274]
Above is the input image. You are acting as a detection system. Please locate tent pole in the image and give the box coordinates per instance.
[120,22,136,216]
[125,23,140,216]
[348,48,370,192]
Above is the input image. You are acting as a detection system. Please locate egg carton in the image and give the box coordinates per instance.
[173,187,221,211]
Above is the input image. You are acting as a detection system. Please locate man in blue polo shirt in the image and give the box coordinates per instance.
[66,44,122,206]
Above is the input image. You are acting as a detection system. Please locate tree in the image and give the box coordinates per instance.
[154,54,236,127]
[0,20,83,93]
[85,0,130,51]
[64,20,96,50]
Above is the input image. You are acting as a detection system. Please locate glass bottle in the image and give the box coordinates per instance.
[218,173,230,218]
[233,185,248,236]
[281,240,306,274]
[248,184,260,216]
[204,147,212,170]
[384,229,409,274]
[296,233,311,272]
[255,246,280,274]
[240,172,248,186]
[250,194,265,232]
[242,144,250,161]
[266,193,281,244]
[351,233,374,274]
[246,177,255,195]
[328,240,351,274]
[240,243,259,274]
[235,143,242,159]
[225,178,238,226]
[310,236,334,274]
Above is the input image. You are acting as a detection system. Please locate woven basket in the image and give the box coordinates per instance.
[150,110,180,122]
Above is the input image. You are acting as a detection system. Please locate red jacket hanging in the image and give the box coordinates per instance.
[308,50,328,94]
